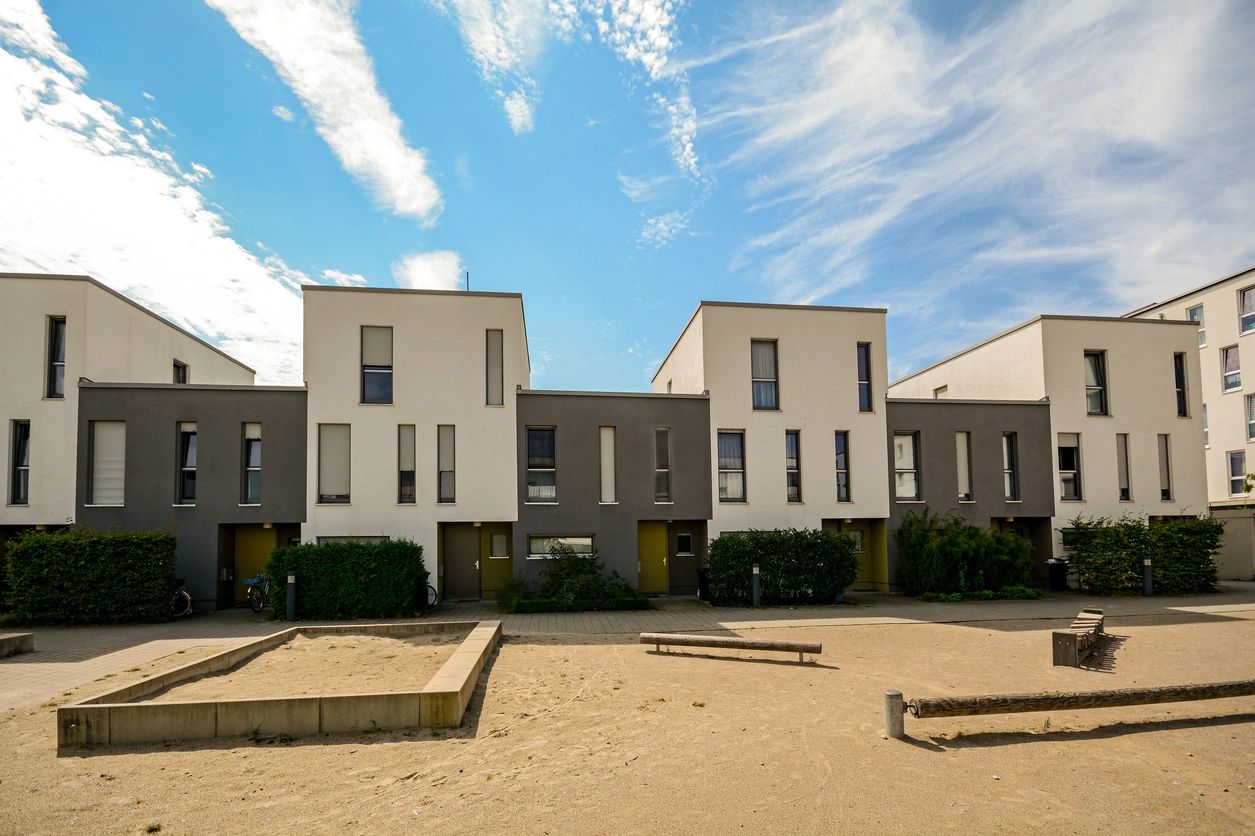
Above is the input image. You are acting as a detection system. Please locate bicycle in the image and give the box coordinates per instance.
[242,573,273,614]
[425,583,438,609]
[170,578,193,618]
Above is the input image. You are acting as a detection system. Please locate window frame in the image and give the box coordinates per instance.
[485,329,504,406]
[835,430,851,502]
[1058,433,1083,501]
[1116,432,1132,502]
[1002,432,1019,501]
[750,339,779,410]
[172,360,189,385]
[437,424,456,503]
[1222,345,1241,392]
[176,422,197,505]
[1173,352,1188,417]
[9,420,30,506]
[526,427,556,503]
[785,430,802,503]
[1187,304,1204,346]
[893,431,920,501]
[1241,287,1255,334]
[654,427,671,503]
[88,420,126,506]
[676,533,694,555]
[1157,433,1173,501]
[360,325,394,405]
[242,422,262,504]
[527,535,594,560]
[317,423,351,504]
[1228,450,1246,496]
[599,426,617,504]
[398,424,416,504]
[717,430,746,503]
[1083,350,1109,416]
[46,315,66,399]
[856,342,873,412]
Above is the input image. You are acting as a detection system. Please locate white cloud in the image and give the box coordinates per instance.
[322,268,367,287]
[189,161,213,181]
[617,170,672,203]
[502,88,534,133]
[271,103,294,122]
[638,210,688,248]
[141,90,155,100]
[652,83,697,177]
[391,251,464,290]
[0,1,304,382]
[597,0,681,80]
[207,0,443,224]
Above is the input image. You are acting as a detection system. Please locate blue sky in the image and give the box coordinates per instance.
[2,0,1254,386]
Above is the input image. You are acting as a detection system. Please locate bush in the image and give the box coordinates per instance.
[500,544,648,613]
[0,538,9,613]
[6,529,177,624]
[266,539,429,620]
[895,509,1034,596]
[1061,514,1221,595]
[707,528,858,606]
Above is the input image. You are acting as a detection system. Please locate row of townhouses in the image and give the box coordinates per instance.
[0,269,1248,609]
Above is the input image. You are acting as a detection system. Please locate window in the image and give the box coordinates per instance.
[486,329,504,406]
[9,421,30,505]
[1187,304,1204,346]
[242,422,261,504]
[956,431,972,501]
[437,425,455,503]
[89,421,125,505]
[528,535,593,560]
[1002,432,1019,501]
[490,534,509,558]
[176,422,197,504]
[46,316,65,398]
[317,423,350,503]
[526,427,555,502]
[835,431,851,501]
[173,361,188,384]
[1229,450,1246,496]
[933,385,948,399]
[1173,353,1188,417]
[856,343,873,412]
[1116,433,1131,501]
[398,425,416,504]
[1242,288,1255,333]
[893,432,919,500]
[1204,403,1209,446]
[1084,351,1108,415]
[360,326,393,404]
[1223,346,1241,391]
[785,430,801,502]
[654,428,671,502]
[599,426,616,503]
[717,431,746,502]
[750,340,778,409]
[666,379,672,394]
[847,530,865,553]
[1158,434,1172,501]
[676,533,693,555]
[1058,433,1082,500]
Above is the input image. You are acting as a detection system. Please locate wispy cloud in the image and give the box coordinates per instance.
[271,103,294,122]
[322,268,367,287]
[208,0,443,224]
[392,251,464,290]
[638,209,688,248]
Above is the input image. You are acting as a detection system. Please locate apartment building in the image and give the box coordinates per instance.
[889,316,1207,557]
[1128,264,1255,578]
[1,273,255,538]
[652,302,892,590]
[302,286,529,599]
[515,391,712,595]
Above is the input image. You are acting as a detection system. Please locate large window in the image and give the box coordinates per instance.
[1158,434,1172,501]
[360,325,393,404]
[751,340,779,409]
[176,422,197,504]
[1173,352,1188,417]
[835,431,851,502]
[600,426,616,503]
[654,428,671,502]
[89,421,125,505]
[486,329,504,406]
[9,420,30,505]
[528,535,593,560]
[1242,288,1255,333]
[1058,432,1082,500]
[437,425,456,503]
[1116,433,1131,501]
[526,427,556,502]
[1223,346,1241,392]
[173,360,188,384]
[717,431,746,502]
[1187,304,1204,345]
[893,432,919,500]
[398,424,416,504]
[856,343,873,412]
[242,422,261,504]
[1002,432,1019,501]
[1229,450,1246,496]
[785,430,801,503]
[956,431,972,501]
[46,316,65,399]
[317,423,350,503]
[1084,351,1108,415]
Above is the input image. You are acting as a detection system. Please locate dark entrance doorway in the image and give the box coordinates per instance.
[442,522,481,600]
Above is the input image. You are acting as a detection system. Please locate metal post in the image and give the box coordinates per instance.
[286,573,296,620]
[1142,558,1153,596]
[751,563,761,608]
[884,690,905,739]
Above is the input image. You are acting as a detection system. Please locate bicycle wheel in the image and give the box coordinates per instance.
[248,584,265,614]
[426,584,438,608]
[170,589,192,618]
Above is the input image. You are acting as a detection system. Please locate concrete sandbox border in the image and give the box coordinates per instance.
[57,619,501,748]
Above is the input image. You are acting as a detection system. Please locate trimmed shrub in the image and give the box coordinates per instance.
[1061,514,1221,595]
[0,538,9,613]
[266,539,429,620]
[500,544,648,613]
[707,528,858,606]
[6,529,177,624]
[895,508,1034,596]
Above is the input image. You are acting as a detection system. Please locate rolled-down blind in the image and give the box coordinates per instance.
[319,424,350,498]
[244,422,261,440]
[599,426,615,502]
[398,424,415,470]
[438,425,455,470]
[486,329,504,406]
[91,421,125,504]
[361,326,392,366]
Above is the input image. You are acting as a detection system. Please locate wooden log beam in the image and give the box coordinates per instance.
[639,632,821,655]
[908,679,1255,718]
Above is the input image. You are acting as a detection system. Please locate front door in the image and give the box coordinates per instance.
[638,521,668,594]
[443,523,481,600]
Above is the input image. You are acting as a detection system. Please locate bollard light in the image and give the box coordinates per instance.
[1142,558,1153,597]
[751,562,762,608]
[286,573,297,620]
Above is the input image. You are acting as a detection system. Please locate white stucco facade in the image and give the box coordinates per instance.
[0,273,256,528]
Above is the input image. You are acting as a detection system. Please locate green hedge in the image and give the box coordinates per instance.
[0,538,9,613]
[895,508,1034,596]
[707,528,858,606]
[498,544,646,613]
[1061,515,1221,595]
[265,539,429,620]
[6,529,177,624]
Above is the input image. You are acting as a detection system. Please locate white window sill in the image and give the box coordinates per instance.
[1223,388,1242,395]
[599,501,619,505]
[238,503,261,508]
[1005,499,1023,504]
[484,403,505,408]
[895,499,924,504]
[437,502,457,506]
[5,503,30,508]
[525,501,558,506]
[173,503,196,508]
[358,402,394,406]
[958,499,975,504]
[316,502,351,506]
[487,555,510,560]
[676,552,695,557]
[1060,498,1085,503]
[655,501,674,505]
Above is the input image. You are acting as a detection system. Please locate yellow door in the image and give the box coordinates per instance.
[234,526,278,604]
[638,522,668,594]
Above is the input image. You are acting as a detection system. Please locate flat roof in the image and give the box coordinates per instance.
[301,284,522,300]
[519,388,708,400]
[1125,264,1255,316]
[79,381,306,392]
[887,397,1050,406]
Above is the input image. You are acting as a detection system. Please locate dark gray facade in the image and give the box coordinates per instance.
[515,391,712,592]
[76,383,307,609]
[886,398,1056,583]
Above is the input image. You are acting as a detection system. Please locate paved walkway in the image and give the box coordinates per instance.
[4,582,1254,712]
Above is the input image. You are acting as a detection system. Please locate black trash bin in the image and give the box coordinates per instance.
[696,568,710,602]
[1047,559,1069,592]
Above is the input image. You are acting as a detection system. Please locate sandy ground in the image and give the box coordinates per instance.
[2,611,1254,834]
[143,632,469,702]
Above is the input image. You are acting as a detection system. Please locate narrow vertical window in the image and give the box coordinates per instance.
[176,422,197,504]
[1173,352,1188,417]
[717,431,746,502]
[1204,403,1209,446]
[1058,433,1082,500]
[834,431,851,502]
[1187,304,1204,346]
[1084,351,1108,415]
[599,426,616,503]
[486,329,504,406]
[856,343,873,412]
[1242,289,1255,333]
[750,340,778,409]
[1248,397,1255,442]
[785,430,801,502]
[398,425,416,503]
[893,432,919,500]
[317,423,350,503]
[1223,346,1240,391]
[10,421,30,505]
[654,428,671,502]
[1158,434,1172,501]
[437,425,456,503]
[89,421,125,505]
[46,316,66,398]
[361,326,393,404]
[242,422,261,504]
[956,431,972,501]
[1116,433,1131,501]
[173,360,188,384]
[526,428,556,502]
[1002,432,1019,501]
[1229,450,1246,495]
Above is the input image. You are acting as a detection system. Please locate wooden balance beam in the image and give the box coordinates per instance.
[640,632,821,663]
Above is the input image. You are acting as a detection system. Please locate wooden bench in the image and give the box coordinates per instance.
[1051,608,1104,667]
[640,632,821,663]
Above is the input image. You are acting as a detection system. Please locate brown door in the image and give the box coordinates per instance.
[443,523,481,600]
[668,524,700,595]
